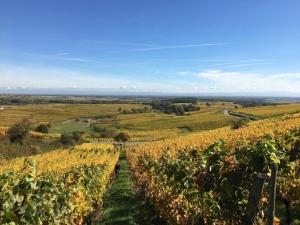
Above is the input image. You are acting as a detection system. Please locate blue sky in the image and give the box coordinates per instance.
[0,0,300,95]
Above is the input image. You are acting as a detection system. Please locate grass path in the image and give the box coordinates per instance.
[97,152,164,225]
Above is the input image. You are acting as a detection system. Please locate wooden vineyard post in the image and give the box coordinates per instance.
[267,163,278,225]
[242,173,268,225]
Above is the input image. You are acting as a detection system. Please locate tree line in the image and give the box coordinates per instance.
[150,99,200,116]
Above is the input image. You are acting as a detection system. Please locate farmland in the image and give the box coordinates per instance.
[0,101,238,141]
[127,114,300,224]
[236,103,300,118]
[0,103,145,126]
[0,143,117,174]
[2,0,299,224]
[1,100,299,141]
[0,143,119,224]
[0,96,300,224]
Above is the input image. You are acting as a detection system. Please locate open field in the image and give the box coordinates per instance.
[0,101,237,139]
[0,103,145,126]
[49,101,238,140]
[1,101,300,141]
[235,103,300,118]
[49,119,94,134]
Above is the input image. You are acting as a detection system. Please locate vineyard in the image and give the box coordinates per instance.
[0,143,119,224]
[1,0,299,222]
[127,114,300,160]
[1,105,300,224]
[126,114,300,224]
[236,104,300,118]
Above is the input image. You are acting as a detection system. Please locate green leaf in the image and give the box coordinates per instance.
[270,152,280,164]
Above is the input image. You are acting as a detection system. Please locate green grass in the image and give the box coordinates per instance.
[49,120,93,134]
[98,152,164,225]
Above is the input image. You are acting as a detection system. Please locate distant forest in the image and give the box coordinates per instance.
[0,95,299,107]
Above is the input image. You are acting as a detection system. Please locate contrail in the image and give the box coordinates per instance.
[81,40,158,47]
[129,43,229,51]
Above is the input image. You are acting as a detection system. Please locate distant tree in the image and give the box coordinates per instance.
[114,132,130,149]
[231,118,248,130]
[206,102,211,106]
[122,109,131,114]
[151,100,199,115]
[172,97,198,104]
[72,131,82,142]
[59,133,74,145]
[183,104,200,112]
[144,106,151,112]
[92,125,116,138]
[8,119,31,144]
[35,124,49,134]
[175,105,185,115]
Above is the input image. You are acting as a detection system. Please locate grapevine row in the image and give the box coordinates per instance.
[0,143,119,225]
[127,115,300,224]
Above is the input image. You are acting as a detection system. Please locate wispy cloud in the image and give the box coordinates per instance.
[0,64,121,89]
[47,37,163,48]
[197,70,300,93]
[81,40,158,47]
[129,42,229,52]
[205,59,271,69]
[50,53,98,63]
[48,54,149,68]
[4,51,150,69]
[0,63,299,95]
[212,62,272,69]
[0,63,193,92]
[43,54,270,69]
[16,51,98,64]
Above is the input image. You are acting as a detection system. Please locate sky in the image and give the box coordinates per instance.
[0,0,300,95]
